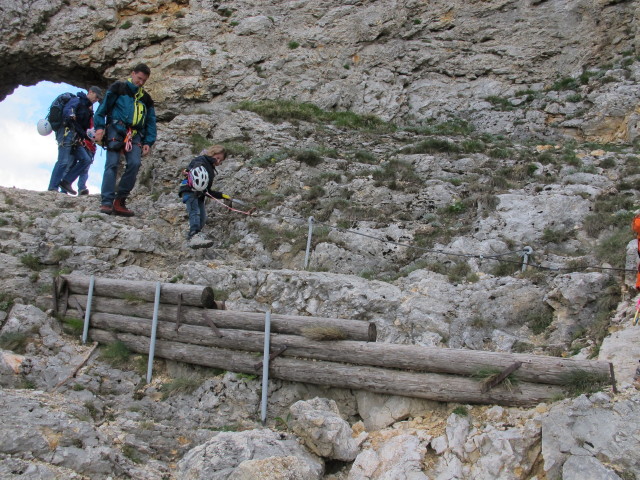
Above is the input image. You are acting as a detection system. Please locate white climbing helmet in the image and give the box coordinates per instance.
[37,118,53,136]
[189,165,209,191]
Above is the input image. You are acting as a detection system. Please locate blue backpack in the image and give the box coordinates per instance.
[46,92,76,131]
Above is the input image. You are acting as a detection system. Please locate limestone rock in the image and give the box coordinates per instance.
[289,397,365,462]
[176,429,324,480]
[355,390,443,431]
[562,455,622,480]
[349,434,428,480]
[541,394,640,479]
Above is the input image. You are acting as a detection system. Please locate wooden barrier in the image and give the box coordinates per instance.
[55,275,616,406]
[89,329,566,407]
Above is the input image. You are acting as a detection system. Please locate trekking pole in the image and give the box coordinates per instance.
[304,216,314,270]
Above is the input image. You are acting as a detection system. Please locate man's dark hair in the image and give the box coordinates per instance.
[132,63,151,76]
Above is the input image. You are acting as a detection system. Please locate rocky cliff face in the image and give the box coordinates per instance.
[1,1,640,479]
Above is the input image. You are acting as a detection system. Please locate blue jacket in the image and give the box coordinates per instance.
[94,79,157,146]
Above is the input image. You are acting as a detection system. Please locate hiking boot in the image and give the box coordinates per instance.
[99,204,113,215]
[58,180,77,195]
[113,197,135,217]
[78,189,89,196]
[188,232,214,249]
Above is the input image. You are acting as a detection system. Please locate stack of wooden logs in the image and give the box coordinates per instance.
[56,274,615,407]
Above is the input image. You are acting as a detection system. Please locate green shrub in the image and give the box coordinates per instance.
[51,248,71,263]
[402,138,459,154]
[525,304,554,335]
[0,293,13,311]
[405,117,474,136]
[62,317,84,335]
[160,376,203,399]
[550,77,579,91]
[485,96,514,111]
[288,40,300,49]
[251,150,289,167]
[190,133,210,154]
[447,261,473,283]
[234,100,393,132]
[120,20,132,29]
[541,227,575,244]
[295,149,323,167]
[100,341,131,366]
[595,229,630,268]
[0,332,28,353]
[122,445,143,463]
[452,406,468,416]
[490,261,518,277]
[20,254,43,271]
[562,370,611,396]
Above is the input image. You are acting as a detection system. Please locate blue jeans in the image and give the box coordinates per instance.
[183,193,206,235]
[101,133,142,206]
[48,128,76,191]
[62,145,93,191]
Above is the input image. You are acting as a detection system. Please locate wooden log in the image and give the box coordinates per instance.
[71,295,375,342]
[87,313,612,387]
[61,274,216,308]
[88,328,566,407]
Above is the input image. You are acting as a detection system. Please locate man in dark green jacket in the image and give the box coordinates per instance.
[94,63,157,216]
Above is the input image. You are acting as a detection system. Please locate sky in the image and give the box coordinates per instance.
[0,81,105,193]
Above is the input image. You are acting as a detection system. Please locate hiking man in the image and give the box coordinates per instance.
[94,63,157,216]
[47,86,103,194]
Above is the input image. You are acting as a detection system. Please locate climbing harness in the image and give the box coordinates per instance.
[124,127,134,152]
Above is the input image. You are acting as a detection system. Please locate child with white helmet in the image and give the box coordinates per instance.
[178,144,228,248]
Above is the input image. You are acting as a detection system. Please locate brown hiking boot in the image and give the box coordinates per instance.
[100,204,113,215]
[113,197,134,217]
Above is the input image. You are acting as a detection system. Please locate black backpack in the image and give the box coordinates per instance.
[46,92,76,131]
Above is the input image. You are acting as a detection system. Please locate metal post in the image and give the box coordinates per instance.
[260,310,271,425]
[146,282,161,383]
[522,246,533,272]
[81,275,95,344]
[304,216,314,269]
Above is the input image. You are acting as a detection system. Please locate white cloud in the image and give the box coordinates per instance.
[0,117,58,191]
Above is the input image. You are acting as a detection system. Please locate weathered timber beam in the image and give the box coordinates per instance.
[88,313,612,387]
[88,328,566,407]
[71,295,375,342]
[60,275,215,308]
